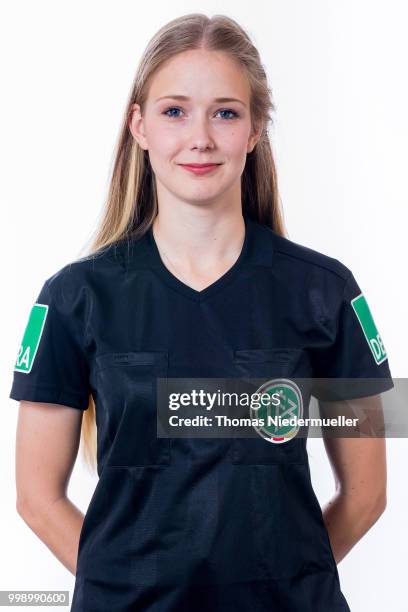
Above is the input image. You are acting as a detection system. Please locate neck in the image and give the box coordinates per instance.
[151,208,246,274]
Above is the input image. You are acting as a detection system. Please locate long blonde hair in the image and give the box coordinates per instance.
[79,13,288,472]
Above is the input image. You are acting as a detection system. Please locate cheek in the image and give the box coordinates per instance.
[145,121,181,156]
[220,127,250,158]
[148,133,176,157]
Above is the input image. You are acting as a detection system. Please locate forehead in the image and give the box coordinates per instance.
[146,49,250,102]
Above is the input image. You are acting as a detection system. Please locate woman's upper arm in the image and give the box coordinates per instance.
[16,400,83,515]
[319,395,387,509]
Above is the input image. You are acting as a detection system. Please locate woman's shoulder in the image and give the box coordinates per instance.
[44,235,143,291]
[257,222,352,283]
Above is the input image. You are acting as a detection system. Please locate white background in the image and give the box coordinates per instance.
[2,1,407,610]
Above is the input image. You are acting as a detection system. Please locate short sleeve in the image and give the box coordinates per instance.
[311,271,394,400]
[9,278,91,410]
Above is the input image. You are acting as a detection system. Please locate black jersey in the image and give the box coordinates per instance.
[10,214,393,611]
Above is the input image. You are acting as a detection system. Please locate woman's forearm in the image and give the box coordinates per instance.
[322,490,386,564]
[17,496,84,575]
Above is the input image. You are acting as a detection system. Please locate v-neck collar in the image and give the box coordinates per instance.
[146,214,251,302]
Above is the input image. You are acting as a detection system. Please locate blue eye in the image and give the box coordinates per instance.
[162,107,239,120]
[163,107,183,118]
[216,109,239,120]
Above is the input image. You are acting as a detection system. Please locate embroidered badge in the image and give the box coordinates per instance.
[351,293,387,365]
[14,303,49,373]
[251,378,303,444]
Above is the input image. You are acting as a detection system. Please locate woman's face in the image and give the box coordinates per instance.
[129,49,262,206]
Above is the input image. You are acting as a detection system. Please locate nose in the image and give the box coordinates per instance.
[188,112,215,151]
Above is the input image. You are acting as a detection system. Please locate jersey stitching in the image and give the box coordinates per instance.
[84,286,93,352]
[333,270,353,342]
[272,248,349,280]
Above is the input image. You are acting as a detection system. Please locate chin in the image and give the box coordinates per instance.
[180,193,225,206]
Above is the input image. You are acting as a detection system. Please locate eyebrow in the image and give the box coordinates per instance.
[154,95,247,107]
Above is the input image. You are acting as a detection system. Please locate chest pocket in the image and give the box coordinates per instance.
[93,351,170,468]
[231,348,310,465]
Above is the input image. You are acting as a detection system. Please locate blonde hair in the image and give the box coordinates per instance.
[79,13,287,472]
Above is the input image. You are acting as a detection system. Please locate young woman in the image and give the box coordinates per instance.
[10,13,393,612]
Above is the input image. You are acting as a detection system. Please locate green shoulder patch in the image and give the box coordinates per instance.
[14,303,49,374]
[350,293,387,365]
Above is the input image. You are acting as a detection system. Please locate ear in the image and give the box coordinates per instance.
[247,120,263,154]
[128,103,148,150]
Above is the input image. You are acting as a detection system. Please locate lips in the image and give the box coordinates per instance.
[179,163,221,167]
[179,163,222,176]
